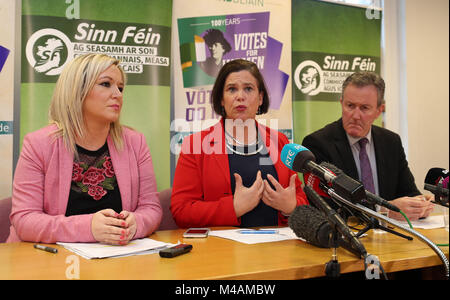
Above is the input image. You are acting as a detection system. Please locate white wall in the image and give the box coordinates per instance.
[384,0,449,193]
[405,0,449,192]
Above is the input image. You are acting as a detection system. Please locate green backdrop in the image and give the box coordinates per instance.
[292,0,382,144]
[21,0,172,191]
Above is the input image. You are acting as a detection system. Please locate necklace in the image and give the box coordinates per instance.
[224,129,257,146]
[225,138,263,156]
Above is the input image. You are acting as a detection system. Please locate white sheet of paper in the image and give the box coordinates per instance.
[396,215,445,229]
[57,238,173,259]
[209,227,303,244]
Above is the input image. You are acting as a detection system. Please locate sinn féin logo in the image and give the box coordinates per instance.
[26,28,74,76]
[294,60,323,96]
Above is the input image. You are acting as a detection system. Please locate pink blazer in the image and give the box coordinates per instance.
[7,124,162,243]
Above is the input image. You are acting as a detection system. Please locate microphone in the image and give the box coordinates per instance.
[320,162,400,213]
[281,144,400,212]
[425,168,449,186]
[288,204,332,248]
[424,168,449,206]
[288,204,366,258]
[280,144,335,179]
[303,186,367,258]
[281,144,366,204]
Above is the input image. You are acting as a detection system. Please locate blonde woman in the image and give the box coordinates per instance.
[7,54,162,244]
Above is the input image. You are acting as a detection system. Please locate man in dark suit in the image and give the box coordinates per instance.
[302,72,434,221]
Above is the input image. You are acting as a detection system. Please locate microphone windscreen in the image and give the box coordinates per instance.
[425,168,449,187]
[288,205,331,248]
[280,144,316,173]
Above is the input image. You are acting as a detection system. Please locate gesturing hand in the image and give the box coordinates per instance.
[233,170,264,218]
[262,174,297,215]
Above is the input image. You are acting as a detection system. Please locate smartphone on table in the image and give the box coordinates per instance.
[182,228,210,238]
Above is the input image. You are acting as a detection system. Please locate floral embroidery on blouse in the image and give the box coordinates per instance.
[72,156,116,200]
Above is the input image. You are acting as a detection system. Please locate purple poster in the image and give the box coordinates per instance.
[0,45,10,73]
[178,12,288,110]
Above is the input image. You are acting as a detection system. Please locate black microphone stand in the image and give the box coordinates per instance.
[355,217,413,241]
[321,183,450,280]
[325,226,340,279]
[304,186,367,278]
[319,178,413,241]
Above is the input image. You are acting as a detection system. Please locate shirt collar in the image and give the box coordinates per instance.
[346,130,372,148]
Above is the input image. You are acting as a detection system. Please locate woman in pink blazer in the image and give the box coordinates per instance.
[7,54,162,244]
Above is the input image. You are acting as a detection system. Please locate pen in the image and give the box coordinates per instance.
[239,230,279,234]
[34,244,58,254]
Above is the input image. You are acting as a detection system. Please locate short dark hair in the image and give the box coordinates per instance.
[342,71,385,106]
[211,59,270,118]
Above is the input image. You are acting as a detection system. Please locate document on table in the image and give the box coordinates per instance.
[209,227,304,244]
[57,238,173,259]
[396,215,445,229]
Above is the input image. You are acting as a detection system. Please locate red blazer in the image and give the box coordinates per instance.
[170,120,308,228]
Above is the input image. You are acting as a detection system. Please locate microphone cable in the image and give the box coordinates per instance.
[399,210,449,248]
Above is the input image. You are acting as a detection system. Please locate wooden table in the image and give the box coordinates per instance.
[0,227,448,280]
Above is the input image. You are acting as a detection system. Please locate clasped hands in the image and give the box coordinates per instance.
[233,170,297,218]
[91,209,137,245]
[389,194,435,221]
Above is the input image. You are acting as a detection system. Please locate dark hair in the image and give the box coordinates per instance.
[211,59,270,118]
[203,29,232,54]
[342,71,385,106]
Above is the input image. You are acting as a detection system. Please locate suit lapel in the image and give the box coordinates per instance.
[108,135,131,211]
[208,121,231,187]
[371,127,387,197]
[59,138,74,214]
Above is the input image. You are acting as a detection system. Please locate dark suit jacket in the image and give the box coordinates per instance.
[302,119,420,201]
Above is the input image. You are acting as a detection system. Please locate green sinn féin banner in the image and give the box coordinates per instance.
[292,0,382,144]
[21,0,172,190]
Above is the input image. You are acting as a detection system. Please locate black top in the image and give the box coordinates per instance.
[65,143,122,217]
[226,138,279,227]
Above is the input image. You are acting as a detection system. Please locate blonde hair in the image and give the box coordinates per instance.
[49,53,127,157]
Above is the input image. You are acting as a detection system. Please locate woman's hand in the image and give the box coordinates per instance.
[262,174,297,215]
[117,210,137,243]
[233,170,264,218]
[91,209,131,245]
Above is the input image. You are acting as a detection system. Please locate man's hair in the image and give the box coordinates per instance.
[342,71,385,107]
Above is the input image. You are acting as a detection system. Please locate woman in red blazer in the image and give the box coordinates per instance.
[171,60,308,228]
